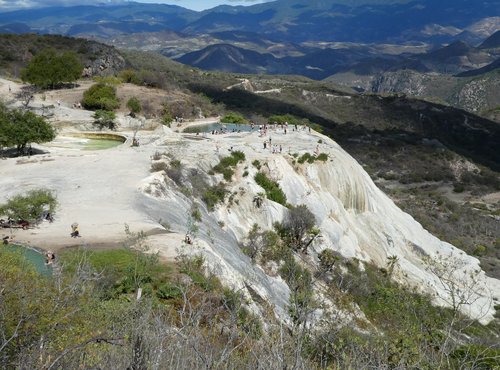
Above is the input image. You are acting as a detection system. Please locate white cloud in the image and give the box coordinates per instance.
[0,0,126,11]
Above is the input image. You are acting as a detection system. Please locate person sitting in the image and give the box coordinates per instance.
[71,223,80,238]
[184,234,192,245]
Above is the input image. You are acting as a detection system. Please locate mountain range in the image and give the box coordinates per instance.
[0,0,498,44]
[0,0,499,117]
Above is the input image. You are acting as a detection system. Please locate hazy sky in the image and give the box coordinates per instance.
[140,0,273,11]
[0,0,274,12]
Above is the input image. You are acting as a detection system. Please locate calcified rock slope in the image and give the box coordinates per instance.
[140,126,500,324]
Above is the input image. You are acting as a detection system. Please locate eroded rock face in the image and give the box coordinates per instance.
[140,128,500,324]
[81,45,125,77]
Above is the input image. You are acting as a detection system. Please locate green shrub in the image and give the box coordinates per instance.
[191,204,202,222]
[297,152,328,164]
[118,69,142,84]
[220,112,248,124]
[156,283,182,300]
[178,254,222,292]
[202,183,228,211]
[472,245,487,256]
[316,153,328,162]
[318,249,341,272]
[93,76,121,86]
[126,97,142,115]
[451,345,500,369]
[161,103,173,127]
[254,172,287,206]
[82,83,120,111]
[252,159,261,170]
[93,109,116,130]
[213,151,245,181]
[298,153,315,164]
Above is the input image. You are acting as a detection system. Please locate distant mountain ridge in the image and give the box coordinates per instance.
[479,30,500,49]
[0,0,498,44]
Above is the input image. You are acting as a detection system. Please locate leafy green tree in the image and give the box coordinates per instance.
[221,112,248,124]
[126,97,142,117]
[0,189,57,222]
[21,49,83,89]
[161,103,173,126]
[82,83,120,111]
[0,104,56,154]
[282,205,316,251]
[93,110,116,130]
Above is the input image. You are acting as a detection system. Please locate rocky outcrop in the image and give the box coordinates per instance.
[80,45,126,77]
[371,70,429,96]
[369,70,500,119]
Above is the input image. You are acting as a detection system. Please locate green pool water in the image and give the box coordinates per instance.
[48,136,124,150]
[82,138,123,150]
[3,244,52,275]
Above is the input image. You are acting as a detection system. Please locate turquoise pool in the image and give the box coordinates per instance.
[2,244,52,275]
[183,123,256,134]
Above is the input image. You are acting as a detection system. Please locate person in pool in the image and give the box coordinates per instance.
[45,251,55,264]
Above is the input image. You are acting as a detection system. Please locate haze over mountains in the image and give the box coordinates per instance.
[0,0,499,116]
[0,0,498,43]
[0,0,498,69]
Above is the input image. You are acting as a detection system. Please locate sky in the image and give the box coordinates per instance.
[0,0,273,12]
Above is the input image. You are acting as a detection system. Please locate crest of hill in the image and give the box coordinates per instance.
[0,34,125,77]
[456,58,500,77]
[479,30,500,49]
[176,43,280,74]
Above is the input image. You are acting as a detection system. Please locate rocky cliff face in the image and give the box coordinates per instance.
[76,41,126,77]
[369,69,500,118]
[139,127,500,324]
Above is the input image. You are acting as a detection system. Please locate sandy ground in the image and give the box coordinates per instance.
[0,77,219,253]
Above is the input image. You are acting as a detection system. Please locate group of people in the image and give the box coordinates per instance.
[0,218,30,230]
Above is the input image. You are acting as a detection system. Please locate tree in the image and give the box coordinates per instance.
[423,252,491,368]
[161,103,173,126]
[318,249,341,273]
[82,83,120,111]
[126,97,142,117]
[0,104,56,155]
[282,204,316,251]
[93,110,116,130]
[0,189,57,223]
[21,49,83,89]
[221,112,247,124]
